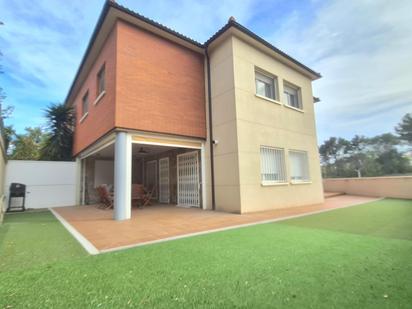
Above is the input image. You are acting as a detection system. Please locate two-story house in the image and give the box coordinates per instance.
[68,1,324,220]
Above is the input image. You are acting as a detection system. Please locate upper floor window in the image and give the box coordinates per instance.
[255,71,277,100]
[289,150,310,182]
[97,64,106,96]
[284,82,302,109]
[260,146,287,184]
[82,91,89,118]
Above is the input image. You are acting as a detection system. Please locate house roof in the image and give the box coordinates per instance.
[204,17,322,79]
[109,1,203,48]
[205,18,321,79]
[64,0,321,105]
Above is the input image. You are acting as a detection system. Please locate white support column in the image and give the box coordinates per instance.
[114,131,132,220]
[75,157,82,205]
[81,159,86,205]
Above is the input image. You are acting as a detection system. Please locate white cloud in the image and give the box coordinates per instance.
[0,0,103,130]
[121,0,256,41]
[270,0,412,142]
[0,0,100,95]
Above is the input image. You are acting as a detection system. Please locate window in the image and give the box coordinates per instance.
[260,146,287,183]
[289,150,310,182]
[255,71,277,100]
[81,91,89,117]
[284,83,302,109]
[97,64,105,96]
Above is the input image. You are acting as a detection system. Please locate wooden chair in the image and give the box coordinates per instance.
[142,186,155,207]
[96,185,114,209]
[132,184,145,207]
[132,184,155,208]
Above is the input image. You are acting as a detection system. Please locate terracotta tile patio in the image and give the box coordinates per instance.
[53,195,379,252]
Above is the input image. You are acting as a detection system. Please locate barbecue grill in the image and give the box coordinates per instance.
[7,183,26,212]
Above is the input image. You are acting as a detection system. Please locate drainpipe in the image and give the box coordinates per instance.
[205,48,216,211]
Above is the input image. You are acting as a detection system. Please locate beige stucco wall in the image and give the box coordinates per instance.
[209,35,324,213]
[323,177,412,199]
[208,37,242,213]
[202,63,213,211]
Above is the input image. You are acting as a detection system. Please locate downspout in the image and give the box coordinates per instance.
[205,47,216,210]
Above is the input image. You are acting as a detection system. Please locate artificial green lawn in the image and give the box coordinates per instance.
[0,211,87,271]
[0,199,411,308]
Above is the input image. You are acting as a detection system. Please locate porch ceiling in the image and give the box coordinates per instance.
[132,144,176,158]
[90,143,177,160]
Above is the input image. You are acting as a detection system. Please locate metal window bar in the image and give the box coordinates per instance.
[260,146,286,183]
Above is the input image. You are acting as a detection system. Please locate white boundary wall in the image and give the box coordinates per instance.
[5,160,77,209]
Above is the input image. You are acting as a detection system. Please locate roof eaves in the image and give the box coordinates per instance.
[109,1,203,48]
[204,21,232,47]
[204,19,321,79]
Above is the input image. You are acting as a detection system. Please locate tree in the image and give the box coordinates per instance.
[376,148,411,175]
[319,137,342,164]
[40,103,74,161]
[3,125,15,153]
[370,133,400,153]
[319,129,411,178]
[9,127,46,160]
[345,135,370,177]
[1,104,14,119]
[395,113,412,145]
[357,155,383,177]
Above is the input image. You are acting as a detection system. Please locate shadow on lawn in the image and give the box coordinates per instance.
[279,199,412,241]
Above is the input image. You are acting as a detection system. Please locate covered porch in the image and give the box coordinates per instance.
[76,131,207,221]
[52,195,379,252]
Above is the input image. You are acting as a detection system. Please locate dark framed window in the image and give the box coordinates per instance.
[82,91,89,117]
[97,64,106,96]
[255,71,277,100]
[284,82,302,109]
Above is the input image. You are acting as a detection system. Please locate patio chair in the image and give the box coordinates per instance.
[96,185,114,209]
[132,184,145,207]
[131,184,155,208]
[142,186,156,207]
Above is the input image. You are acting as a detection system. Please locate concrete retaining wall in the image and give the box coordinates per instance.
[323,176,412,199]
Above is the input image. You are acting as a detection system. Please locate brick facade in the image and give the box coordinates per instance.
[73,27,117,155]
[115,21,206,139]
[73,20,206,156]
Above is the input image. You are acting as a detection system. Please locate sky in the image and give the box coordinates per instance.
[0,0,411,143]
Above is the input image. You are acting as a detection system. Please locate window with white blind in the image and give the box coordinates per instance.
[255,71,277,100]
[289,150,310,182]
[284,82,302,109]
[260,146,287,184]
